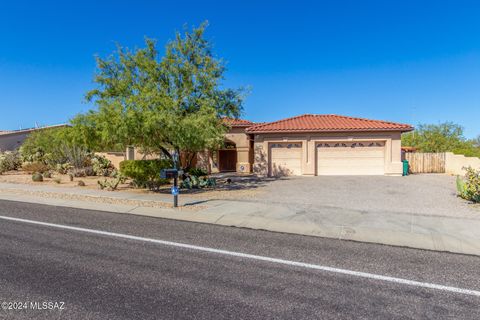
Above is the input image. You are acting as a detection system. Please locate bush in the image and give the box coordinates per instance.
[20,127,94,172]
[32,173,43,182]
[188,167,208,177]
[20,127,67,165]
[68,166,95,177]
[22,162,49,173]
[0,151,23,174]
[453,148,480,158]
[91,155,115,176]
[456,167,480,203]
[63,146,91,169]
[53,177,62,184]
[97,175,126,191]
[55,163,72,174]
[119,159,172,191]
[77,180,86,186]
[181,176,216,189]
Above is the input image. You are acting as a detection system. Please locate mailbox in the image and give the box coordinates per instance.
[160,166,183,208]
[160,169,179,179]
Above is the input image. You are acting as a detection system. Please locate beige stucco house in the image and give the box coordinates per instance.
[200,114,413,176]
[198,118,255,174]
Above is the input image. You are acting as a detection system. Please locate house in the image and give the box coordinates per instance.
[200,114,413,176]
[0,124,68,151]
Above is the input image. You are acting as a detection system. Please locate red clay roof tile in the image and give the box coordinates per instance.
[245,114,413,133]
[222,117,255,127]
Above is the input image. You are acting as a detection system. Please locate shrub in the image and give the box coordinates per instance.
[43,171,52,178]
[20,127,80,165]
[0,151,23,174]
[119,160,171,190]
[188,167,208,177]
[456,167,480,203]
[97,175,126,191]
[181,176,216,189]
[91,155,115,176]
[55,163,72,174]
[77,180,86,186]
[53,177,62,184]
[453,148,480,158]
[22,162,49,173]
[63,146,91,169]
[32,173,43,182]
[69,166,95,177]
[20,127,94,171]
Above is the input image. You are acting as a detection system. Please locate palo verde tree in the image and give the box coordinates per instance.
[473,135,480,148]
[78,22,245,167]
[402,122,480,156]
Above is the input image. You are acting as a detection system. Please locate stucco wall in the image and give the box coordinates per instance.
[253,131,404,176]
[224,127,252,173]
[445,152,480,175]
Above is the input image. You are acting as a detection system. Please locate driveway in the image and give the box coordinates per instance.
[256,174,480,219]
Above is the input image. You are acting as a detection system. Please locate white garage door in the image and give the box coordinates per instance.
[270,143,302,176]
[316,141,385,175]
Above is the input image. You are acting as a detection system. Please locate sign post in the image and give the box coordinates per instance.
[160,152,181,208]
[172,152,179,207]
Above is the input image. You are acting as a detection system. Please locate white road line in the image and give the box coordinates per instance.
[1,214,479,297]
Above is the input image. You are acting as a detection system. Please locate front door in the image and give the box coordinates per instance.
[219,149,237,172]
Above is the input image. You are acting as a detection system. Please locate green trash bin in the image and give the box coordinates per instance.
[402,160,409,176]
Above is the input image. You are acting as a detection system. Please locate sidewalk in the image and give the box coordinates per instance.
[1,182,480,256]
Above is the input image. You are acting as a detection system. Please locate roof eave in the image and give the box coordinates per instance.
[246,127,414,134]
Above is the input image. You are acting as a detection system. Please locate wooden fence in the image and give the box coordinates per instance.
[405,152,446,173]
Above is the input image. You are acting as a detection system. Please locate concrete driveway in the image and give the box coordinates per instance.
[257,174,479,218]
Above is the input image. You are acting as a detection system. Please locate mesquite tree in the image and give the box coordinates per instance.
[77,22,245,167]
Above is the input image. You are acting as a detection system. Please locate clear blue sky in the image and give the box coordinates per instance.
[0,0,479,137]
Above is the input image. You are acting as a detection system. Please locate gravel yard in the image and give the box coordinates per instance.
[0,171,123,190]
[0,171,264,201]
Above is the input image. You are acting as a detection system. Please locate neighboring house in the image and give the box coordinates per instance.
[200,114,413,176]
[0,124,68,151]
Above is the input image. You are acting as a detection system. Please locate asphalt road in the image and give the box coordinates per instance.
[0,200,479,319]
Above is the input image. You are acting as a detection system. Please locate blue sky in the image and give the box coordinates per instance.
[0,0,479,137]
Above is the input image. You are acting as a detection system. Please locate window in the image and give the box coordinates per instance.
[367,142,384,147]
[352,142,365,148]
[334,143,347,147]
[273,143,301,148]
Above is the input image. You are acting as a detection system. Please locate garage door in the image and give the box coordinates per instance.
[270,143,302,176]
[316,141,385,175]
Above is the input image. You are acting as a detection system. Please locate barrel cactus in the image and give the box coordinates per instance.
[32,172,43,182]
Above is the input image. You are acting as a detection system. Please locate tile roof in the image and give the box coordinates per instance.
[245,114,413,133]
[222,117,256,127]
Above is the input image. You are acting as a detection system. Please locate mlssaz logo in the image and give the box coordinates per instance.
[30,301,65,310]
